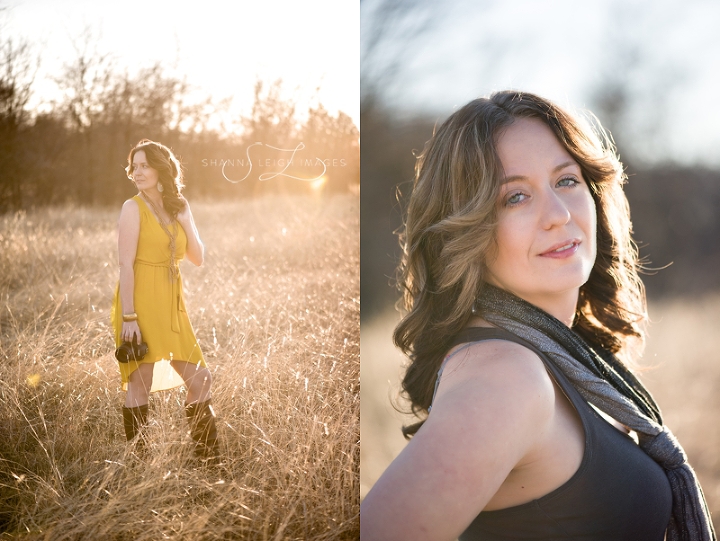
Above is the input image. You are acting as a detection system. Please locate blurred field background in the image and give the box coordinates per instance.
[0,195,359,540]
[0,1,359,211]
[360,0,720,528]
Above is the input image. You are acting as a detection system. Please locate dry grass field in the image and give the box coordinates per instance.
[0,194,359,540]
[361,299,720,524]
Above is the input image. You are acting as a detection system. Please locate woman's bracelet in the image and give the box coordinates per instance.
[123,312,138,322]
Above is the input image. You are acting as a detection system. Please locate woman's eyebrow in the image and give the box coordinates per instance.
[501,160,578,184]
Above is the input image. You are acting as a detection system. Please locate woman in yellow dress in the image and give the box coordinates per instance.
[111,139,218,460]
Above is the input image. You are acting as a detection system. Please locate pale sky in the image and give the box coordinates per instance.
[362,0,720,166]
[2,0,359,129]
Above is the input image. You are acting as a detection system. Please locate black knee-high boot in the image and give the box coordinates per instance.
[185,399,219,460]
[122,404,149,451]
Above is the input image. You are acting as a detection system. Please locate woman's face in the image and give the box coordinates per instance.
[131,150,160,192]
[486,117,597,313]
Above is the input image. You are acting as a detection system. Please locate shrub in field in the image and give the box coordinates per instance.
[0,195,359,540]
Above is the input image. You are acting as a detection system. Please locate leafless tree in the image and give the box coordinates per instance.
[0,36,37,211]
[0,12,357,208]
[360,0,441,110]
[301,104,359,192]
[587,0,687,166]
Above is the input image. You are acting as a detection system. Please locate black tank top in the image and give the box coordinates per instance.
[442,328,672,541]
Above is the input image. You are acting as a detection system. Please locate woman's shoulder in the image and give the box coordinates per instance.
[121,196,140,210]
[120,197,147,218]
[432,334,556,429]
[366,335,558,539]
[442,333,553,393]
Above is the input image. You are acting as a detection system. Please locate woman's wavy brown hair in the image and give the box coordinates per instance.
[126,139,186,218]
[394,90,647,438]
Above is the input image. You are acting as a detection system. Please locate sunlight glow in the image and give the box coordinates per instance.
[310,175,328,192]
[4,0,359,129]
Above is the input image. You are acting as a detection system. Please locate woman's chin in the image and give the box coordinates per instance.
[494,268,590,300]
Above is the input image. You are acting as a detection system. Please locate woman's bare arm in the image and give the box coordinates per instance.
[118,199,141,343]
[176,197,204,266]
[360,340,555,541]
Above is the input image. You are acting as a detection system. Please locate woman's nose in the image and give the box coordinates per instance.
[540,188,571,229]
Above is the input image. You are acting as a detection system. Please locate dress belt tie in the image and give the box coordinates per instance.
[134,259,181,334]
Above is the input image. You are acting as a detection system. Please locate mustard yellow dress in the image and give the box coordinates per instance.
[111,195,206,392]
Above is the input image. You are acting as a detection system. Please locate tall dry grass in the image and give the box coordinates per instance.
[0,194,359,540]
[361,299,720,523]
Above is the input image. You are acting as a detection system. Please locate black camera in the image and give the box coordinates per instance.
[115,341,149,363]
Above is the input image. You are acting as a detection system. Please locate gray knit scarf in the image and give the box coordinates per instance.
[474,284,716,541]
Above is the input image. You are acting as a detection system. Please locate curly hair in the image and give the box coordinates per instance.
[126,139,186,218]
[394,90,647,438]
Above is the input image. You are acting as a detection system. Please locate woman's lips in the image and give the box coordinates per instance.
[539,240,580,259]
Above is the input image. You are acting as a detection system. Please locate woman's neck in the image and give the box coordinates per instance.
[141,189,164,209]
[484,279,580,327]
[522,289,579,327]
[487,285,578,327]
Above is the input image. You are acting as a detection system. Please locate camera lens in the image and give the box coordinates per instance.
[115,341,148,363]
[115,343,133,363]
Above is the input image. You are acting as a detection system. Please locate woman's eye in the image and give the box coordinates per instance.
[557,176,579,187]
[505,192,526,206]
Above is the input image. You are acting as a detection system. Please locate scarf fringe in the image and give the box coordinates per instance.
[666,466,715,541]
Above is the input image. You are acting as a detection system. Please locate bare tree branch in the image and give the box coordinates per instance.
[361,0,442,108]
